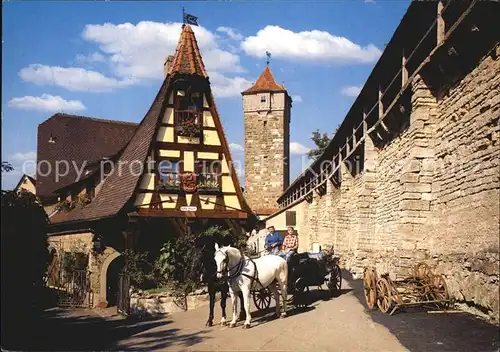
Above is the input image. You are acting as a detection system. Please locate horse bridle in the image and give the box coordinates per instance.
[215,249,244,280]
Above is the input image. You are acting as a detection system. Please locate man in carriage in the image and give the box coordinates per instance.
[264,226,283,255]
[279,226,299,263]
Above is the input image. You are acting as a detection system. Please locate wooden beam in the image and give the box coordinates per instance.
[437,1,445,45]
[156,142,223,153]
[137,209,248,219]
[363,109,368,136]
[378,85,384,119]
[402,50,408,86]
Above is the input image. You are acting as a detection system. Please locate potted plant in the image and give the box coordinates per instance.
[158,178,180,191]
[198,179,220,193]
[175,118,202,137]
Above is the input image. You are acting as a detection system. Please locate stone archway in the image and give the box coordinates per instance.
[99,251,122,306]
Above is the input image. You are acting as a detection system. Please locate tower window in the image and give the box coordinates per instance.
[261,95,266,103]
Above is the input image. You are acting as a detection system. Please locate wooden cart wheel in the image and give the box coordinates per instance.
[430,274,449,302]
[413,262,431,280]
[253,288,271,311]
[327,264,342,296]
[363,267,378,310]
[376,278,393,313]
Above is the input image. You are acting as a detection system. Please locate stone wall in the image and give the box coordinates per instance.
[263,50,499,321]
[130,289,215,316]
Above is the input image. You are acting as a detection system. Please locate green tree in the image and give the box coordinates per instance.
[307,130,333,160]
[1,161,14,173]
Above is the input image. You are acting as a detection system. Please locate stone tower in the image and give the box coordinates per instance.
[242,65,292,212]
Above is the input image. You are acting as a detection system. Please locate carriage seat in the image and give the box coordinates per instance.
[293,252,326,264]
[306,252,326,261]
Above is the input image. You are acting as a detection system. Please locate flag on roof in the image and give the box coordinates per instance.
[184,13,198,26]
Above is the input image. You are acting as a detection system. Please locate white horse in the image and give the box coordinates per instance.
[214,244,288,329]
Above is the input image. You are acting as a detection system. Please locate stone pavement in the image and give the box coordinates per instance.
[7,273,498,351]
[113,275,499,352]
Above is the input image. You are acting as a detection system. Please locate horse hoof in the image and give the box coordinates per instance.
[206,321,213,327]
[280,313,287,319]
[242,324,250,329]
[229,323,236,328]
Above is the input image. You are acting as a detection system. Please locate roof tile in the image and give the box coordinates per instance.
[242,66,285,94]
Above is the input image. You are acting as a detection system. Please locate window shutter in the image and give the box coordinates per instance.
[285,211,296,226]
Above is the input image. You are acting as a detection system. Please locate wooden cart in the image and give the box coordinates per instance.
[363,262,450,315]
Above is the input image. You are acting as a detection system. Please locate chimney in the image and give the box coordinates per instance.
[164,55,174,77]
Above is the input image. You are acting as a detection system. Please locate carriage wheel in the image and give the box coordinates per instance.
[252,288,271,311]
[327,264,342,296]
[293,278,308,309]
[413,262,431,281]
[363,267,378,310]
[430,274,449,307]
[376,278,393,313]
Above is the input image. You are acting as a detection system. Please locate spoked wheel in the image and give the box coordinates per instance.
[327,264,342,297]
[376,278,393,313]
[413,262,431,281]
[253,288,272,311]
[429,274,449,308]
[293,278,308,309]
[363,267,378,310]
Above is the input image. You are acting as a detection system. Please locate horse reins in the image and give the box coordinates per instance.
[216,249,265,289]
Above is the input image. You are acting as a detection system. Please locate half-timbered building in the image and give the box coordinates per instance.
[43,24,256,308]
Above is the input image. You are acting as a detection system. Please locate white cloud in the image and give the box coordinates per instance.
[209,72,253,98]
[19,64,134,92]
[229,143,244,153]
[8,94,86,112]
[11,151,37,162]
[291,95,303,103]
[82,21,245,79]
[241,25,381,64]
[216,26,243,41]
[3,152,37,184]
[76,52,106,64]
[341,86,362,97]
[290,142,310,155]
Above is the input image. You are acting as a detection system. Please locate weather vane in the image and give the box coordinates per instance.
[266,51,271,66]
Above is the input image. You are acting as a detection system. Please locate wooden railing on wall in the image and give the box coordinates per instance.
[277,0,478,209]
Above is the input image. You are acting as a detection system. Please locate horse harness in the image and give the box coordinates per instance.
[215,249,265,290]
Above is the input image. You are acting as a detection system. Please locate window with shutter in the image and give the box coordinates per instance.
[285,211,296,226]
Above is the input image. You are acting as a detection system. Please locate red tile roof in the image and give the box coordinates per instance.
[242,66,286,94]
[50,79,170,223]
[167,25,208,77]
[36,114,138,200]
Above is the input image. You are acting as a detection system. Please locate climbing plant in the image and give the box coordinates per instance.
[150,225,247,294]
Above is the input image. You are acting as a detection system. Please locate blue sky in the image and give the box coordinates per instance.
[1,0,410,190]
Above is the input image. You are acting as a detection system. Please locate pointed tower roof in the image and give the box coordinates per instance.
[242,66,286,95]
[167,24,208,77]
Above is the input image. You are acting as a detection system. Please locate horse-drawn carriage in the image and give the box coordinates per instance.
[252,248,342,311]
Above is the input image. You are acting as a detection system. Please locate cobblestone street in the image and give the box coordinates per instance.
[17,274,499,352]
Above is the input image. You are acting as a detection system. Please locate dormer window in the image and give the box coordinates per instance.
[261,95,266,103]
